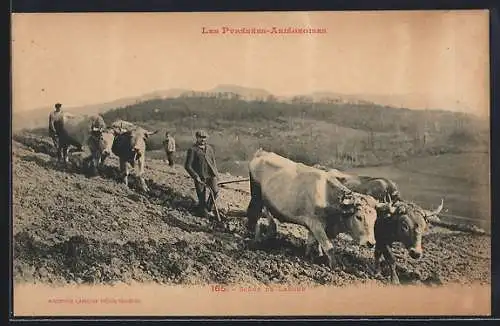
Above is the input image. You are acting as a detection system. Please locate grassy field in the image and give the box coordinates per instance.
[348,152,491,231]
[149,146,490,231]
[138,116,487,170]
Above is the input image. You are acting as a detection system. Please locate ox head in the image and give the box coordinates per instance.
[128,128,159,161]
[393,191,401,202]
[385,190,401,203]
[338,191,377,248]
[386,178,402,203]
[376,198,444,259]
[96,129,115,157]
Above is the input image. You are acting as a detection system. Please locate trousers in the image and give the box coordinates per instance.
[165,151,175,166]
[194,177,219,212]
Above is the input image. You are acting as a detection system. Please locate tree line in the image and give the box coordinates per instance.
[101,96,486,138]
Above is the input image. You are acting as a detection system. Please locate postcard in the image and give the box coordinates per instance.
[11,10,491,317]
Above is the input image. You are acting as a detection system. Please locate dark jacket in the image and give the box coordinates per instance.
[184,144,219,180]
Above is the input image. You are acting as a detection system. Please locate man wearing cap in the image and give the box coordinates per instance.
[48,102,63,148]
[184,130,219,218]
[162,131,176,167]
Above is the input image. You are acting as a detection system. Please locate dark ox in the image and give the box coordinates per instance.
[52,112,114,172]
[246,149,390,269]
[326,168,444,284]
[328,168,401,203]
[374,198,444,284]
[111,126,158,192]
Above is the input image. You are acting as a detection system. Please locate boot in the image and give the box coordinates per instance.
[199,207,209,218]
[194,203,209,218]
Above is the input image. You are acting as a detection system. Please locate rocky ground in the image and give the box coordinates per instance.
[12,132,491,287]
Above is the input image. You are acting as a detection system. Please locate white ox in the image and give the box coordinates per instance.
[110,120,158,192]
[246,149,388,269]
[52,112,114,173]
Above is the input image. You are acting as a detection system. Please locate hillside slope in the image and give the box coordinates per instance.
[12,133,491,287]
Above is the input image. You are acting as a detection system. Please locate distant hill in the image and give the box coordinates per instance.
[100,95,488,138]
[288,91,478,115]
[11,84,485,131]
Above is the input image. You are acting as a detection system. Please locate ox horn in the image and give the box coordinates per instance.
[425,198,444,217]
[146,130,159,136]
[376,202,396,214]
[341,191,355,205]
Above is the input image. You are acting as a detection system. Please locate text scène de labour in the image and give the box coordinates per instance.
[211,284,307,293]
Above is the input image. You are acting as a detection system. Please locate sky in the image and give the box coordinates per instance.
[11,10,489,116]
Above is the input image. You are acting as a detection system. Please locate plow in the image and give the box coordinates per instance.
[198,178,251,224]
[211,178,251,223]
[218,178,250,187]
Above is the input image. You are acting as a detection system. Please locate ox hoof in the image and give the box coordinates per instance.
[245,230,257,242]
[373,268,382,278]
[305,248,320,263]
[391,279,401,286]
[268,223,278,239]
[326,249,338,270]
[304,249,312,261]
[371,263,382,276]
[390,274,401,285]
[328,260,338,270]
[139,181,150,193]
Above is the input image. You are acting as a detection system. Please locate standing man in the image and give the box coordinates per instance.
[162,131,176,167]
[184,130,219,218]
[48,102,63,148]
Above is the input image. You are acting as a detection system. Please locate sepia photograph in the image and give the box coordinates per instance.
[11,10,491,316]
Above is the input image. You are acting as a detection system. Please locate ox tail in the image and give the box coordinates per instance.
[246,171,264,234]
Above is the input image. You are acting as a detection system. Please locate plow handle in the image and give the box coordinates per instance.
[217,178,250,186]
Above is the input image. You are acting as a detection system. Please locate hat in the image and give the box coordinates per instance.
[55,103,62,108]
[195,130,208,138]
